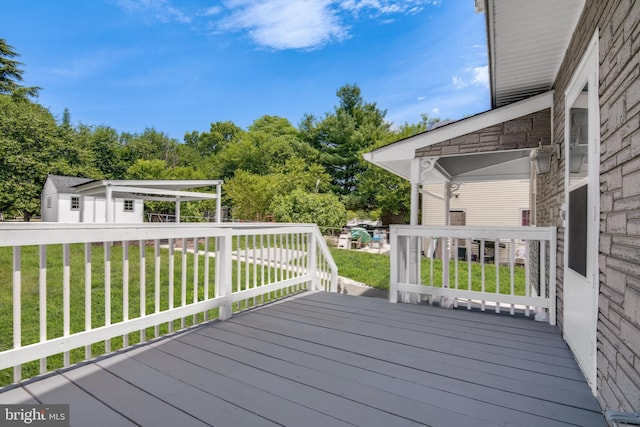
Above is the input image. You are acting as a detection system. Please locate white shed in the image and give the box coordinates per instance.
[41,175,223,223]
[41,175,144,223]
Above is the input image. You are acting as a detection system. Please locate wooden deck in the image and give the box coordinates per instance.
[0,292,606,426]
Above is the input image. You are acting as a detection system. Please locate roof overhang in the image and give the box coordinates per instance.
[478,0,584,107]
[73,180,223,202]
[363,91,552,182]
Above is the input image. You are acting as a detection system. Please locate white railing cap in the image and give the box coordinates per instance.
[390,224,556,240]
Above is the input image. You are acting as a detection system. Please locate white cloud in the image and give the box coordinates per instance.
[199,6,222,17]
[417,96,425,101]
[452,75,464,88]
[338,0,433,15]
[113,0,440,50]
[49,48,137,78]
[452,65,489,89]
[472,65,489,87]
[113,0,191,23]
[219,0,347,50]
[432,107,439,114]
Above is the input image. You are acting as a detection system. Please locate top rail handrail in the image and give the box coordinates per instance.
[392,225,556,240]
[0,222,322,247]
[312,224,338,273]
[0,221,340,384]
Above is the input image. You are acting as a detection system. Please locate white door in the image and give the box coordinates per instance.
[563,32,599,393]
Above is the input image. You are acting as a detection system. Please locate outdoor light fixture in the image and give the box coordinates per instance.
[530,143,553,174]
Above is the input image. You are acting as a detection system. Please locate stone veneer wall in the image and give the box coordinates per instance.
[536,0,640,413]
[415,109,551,157]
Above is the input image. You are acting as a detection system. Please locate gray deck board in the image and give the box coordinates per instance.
[0,291,606,426]
[0,385,38,404]
[95,348,279,427]
[267,300,576,363]
[199,321,601,425]
[23,373,136,427]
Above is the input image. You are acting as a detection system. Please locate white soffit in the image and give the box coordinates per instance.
[486,0,585,107]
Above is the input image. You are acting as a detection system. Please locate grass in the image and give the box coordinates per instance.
[0,239,300,386]
[330,247,526,294]
[330,248,391,289]
[1,242,524,386]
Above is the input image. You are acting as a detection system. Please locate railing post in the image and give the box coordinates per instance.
[64,243,72,364]
[39,245,47,373]
[13,246,21,383]
[535,238,548,322]
[216,231,233,320]
[308,230,318,291]
[389,227,398,303]
[549,228,557,325]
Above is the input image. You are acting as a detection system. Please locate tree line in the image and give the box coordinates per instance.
[1,38,437,226]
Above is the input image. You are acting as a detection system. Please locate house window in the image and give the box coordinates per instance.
[71,197,80,210]
[521,209,530,226]
[124,199,134,212]
[46,197,52,209]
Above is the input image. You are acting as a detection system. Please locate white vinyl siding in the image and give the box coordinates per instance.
[423,180,529,227]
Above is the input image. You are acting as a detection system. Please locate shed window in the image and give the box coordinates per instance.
[124,200,134,212]
[521,209,530,226]
[71,197,80,210]
[46,197,52,209]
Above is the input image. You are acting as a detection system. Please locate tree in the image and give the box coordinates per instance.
[61,108,71,129]
[77,125,127,179]
[354,115,440,221]
[213,115,319,179]
[0,95,98,219]
[122,128,179,167]
[184,120,242,157]
[271,190,347,229]
[125,159,167,180]
[125,159,210,221]
[270,157,331,194]
[0,39,39,100]
[224,171,279,221]
[300,84,390,199]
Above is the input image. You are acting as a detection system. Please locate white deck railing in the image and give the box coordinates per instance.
[0,222,337,385]
[390,225,557,325]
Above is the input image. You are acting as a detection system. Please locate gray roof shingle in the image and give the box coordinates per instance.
[48,175,95,194]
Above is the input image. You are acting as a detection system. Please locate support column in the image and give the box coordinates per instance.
[443,182,451,292]
[215,183,222,223]
[441,182,459,308]
[105,185,113,223]
[402,159,423,303]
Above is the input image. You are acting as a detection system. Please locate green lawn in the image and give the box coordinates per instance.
[0,240,297,386]
[1,243,525,386]
[329,247,526,294]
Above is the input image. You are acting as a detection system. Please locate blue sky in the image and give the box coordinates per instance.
[4,0,490,140]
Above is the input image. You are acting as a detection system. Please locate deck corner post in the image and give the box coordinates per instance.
[308,230,318,291]
[549,227,557,325]
[389,226,399,303]
[216,231,233,320]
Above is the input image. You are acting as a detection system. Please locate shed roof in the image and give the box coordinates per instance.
[47,175,94,194]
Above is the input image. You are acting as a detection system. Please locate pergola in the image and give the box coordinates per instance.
[73,179,223,223]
